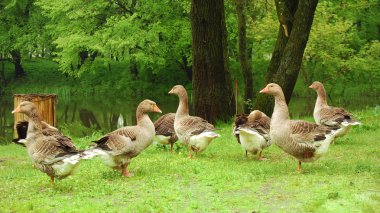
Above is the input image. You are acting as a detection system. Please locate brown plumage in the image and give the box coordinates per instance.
[309,81,361,139]
[260,83,341,172]
[12,101,83,184]
[233,110,271,159]
[88,99,162,177]
[153,113,178,151]
[169,85,219,158]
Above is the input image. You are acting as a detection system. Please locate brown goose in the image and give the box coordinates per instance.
[169,85,220,158]
[12,101,83,184]
[309,81,361,139]
[233,110,271,160]
[260,83,340,172]
[153,113,178,152]
[87,99,161,177]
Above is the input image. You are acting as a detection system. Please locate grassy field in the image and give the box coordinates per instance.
[0,107,379,212]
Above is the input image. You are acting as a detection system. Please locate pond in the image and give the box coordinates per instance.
[0,93,378,144]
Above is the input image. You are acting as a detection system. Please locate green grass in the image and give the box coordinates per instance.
[0,108,379,212]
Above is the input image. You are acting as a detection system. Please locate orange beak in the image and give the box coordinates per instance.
[259,87,268,94]
[12,106,21,114]
[168,88,174,94]
[152,104,162,113]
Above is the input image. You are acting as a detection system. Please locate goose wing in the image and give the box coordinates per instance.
[319,106,355,126]
[154,113,175,136]
[177,116,214,137]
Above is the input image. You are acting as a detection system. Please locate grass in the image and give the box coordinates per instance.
[0,107,379,212]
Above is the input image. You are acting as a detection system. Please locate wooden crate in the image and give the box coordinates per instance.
[13,94,57,137]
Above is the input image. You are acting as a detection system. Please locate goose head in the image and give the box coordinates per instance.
[259,83,283,97]
[138,99,162,113]
[12,101,38,116]
[308,81,324,91]
[168,85,187,97]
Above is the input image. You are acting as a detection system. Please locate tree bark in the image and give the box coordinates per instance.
[254,0,318,115]
[236,0,254,113]
[0,54,6,86]
[10,50,25,78]
[191,0,235,122]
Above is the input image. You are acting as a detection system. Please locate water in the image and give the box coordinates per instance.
[0,94,378,144]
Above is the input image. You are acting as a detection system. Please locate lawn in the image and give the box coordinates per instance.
[0,107,379,212]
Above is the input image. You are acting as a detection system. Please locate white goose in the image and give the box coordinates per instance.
[169,85,219,158]
[233,110,271,160]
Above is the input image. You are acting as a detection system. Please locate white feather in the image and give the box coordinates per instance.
[153,135,171,145]
[238,128,267,154]
[189,131,219,153]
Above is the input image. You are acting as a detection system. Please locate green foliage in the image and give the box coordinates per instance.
[302,0,380,96]
[0,107,379,211]
[35,0,192,79]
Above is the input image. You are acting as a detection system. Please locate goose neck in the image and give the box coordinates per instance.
[316,87,328,107]
[177,92,189,117]
[272,93,290,123]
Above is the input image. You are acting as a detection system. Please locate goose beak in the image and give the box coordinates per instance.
[152,105,162,113]
[168,89,174,94]
[308,85,313,89]
[259,87,268,94]
[12,106,21,114]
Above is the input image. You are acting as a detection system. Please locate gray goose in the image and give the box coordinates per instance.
[309,81,361,140]
[153,113,178,152]
[169,85,219,158]
[87,99,161,177]
[260,83,341,172]
[12,101,83,184]
[233,110,271,160]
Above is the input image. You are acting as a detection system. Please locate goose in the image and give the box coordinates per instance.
[260,83,341,172]
[309,81,361,139]
[169,85,220,158]
[153,113,178,152]
[233,110,271,160]
[86,99,161,177]
[12,101,85,184]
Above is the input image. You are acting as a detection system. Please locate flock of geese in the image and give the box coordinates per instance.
[11,82,360,184]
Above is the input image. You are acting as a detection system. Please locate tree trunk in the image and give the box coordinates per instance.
[254,0,318,115]
[236,0,254,113]
[191,0,235,122]
[10,50,25,78]
[0,54,6,86]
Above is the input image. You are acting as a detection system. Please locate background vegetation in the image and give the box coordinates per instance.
[1,0,379,102]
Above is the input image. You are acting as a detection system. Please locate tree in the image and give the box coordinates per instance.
[235,0,254,113]
[191,0,235,122]
[254,0,319,115]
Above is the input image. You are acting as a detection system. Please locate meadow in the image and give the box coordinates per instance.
[0,107,379,212]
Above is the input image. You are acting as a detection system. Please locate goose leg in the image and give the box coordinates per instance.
[298,161,302,173]
[258,151,266,161]
[245,150,248,158]
[50,176,55,186]
[188,152,193,158]
[121,164,134,177]
[170,143,174,153]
